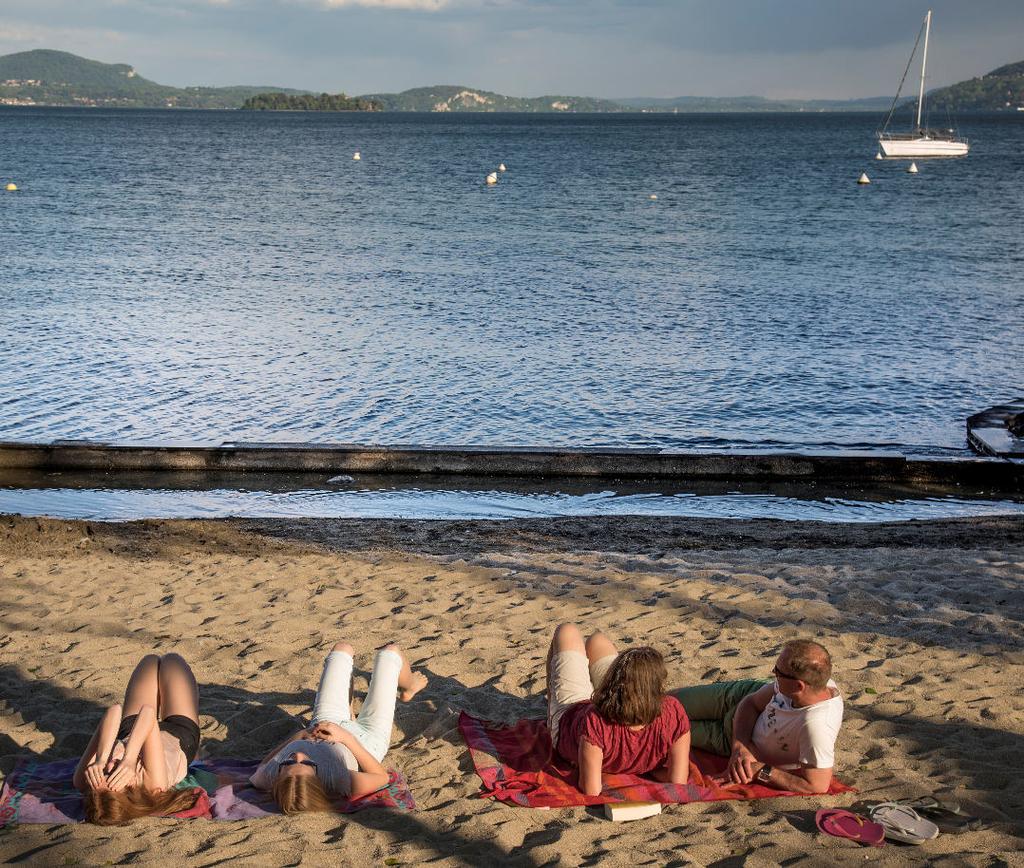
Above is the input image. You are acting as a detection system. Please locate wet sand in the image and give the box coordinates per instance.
[1,514,1022,866]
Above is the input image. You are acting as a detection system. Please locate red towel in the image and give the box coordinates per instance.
[459,712,854,808]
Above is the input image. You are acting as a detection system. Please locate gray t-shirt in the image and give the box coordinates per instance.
[250,739,358,795]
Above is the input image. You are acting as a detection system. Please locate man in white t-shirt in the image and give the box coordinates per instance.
[727,639,842,793]
[673,639,843,794]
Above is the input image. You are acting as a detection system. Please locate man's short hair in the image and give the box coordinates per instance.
[782,639,832,690]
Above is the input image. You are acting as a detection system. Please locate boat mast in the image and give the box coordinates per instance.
[916,9,931,131]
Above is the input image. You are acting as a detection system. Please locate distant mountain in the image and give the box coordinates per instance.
[356,85,625,113]
[3,48,1018,114]
[616,95,898,112]
[0,49,306,108]
[924,60,1024,112]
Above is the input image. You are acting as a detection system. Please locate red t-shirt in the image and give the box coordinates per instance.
[556,696,690,775]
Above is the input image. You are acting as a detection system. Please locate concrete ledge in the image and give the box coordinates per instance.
[967,397,1024,459]
[0,440,1021,490]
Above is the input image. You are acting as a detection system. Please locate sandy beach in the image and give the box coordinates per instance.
[1,513,1022,866]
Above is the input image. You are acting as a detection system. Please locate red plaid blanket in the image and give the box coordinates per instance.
[458,712,854,807]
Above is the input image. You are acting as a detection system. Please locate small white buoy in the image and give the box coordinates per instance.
[649,194,658,200]
[908,162,919,174]
[4,182,16,192]
[486,172,498,186]
[857,172,871,185]
[353,151,361,161]
[875,152,883,160]
[498,163,506,172]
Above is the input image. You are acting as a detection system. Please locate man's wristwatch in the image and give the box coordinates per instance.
[756,765,773,784]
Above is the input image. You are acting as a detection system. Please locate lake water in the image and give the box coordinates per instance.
[1,109,1022,452]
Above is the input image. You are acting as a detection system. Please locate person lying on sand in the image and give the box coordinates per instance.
[672,639,842,794]
[73,653,202,825]
[250,641,427,813]
[546,623,691,796]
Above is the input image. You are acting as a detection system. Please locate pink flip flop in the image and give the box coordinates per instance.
[816,808,886,847]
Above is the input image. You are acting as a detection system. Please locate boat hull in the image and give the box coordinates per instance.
[878,137,969,158]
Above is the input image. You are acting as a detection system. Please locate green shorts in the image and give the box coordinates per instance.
[670,679,771,756]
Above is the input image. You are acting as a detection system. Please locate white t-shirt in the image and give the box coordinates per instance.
[250,739,358,795]
[751,679,843,769]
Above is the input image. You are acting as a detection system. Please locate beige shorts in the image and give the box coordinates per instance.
[547,650,617,747]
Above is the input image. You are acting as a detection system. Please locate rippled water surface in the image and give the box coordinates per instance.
[2,485,1022,523]
[1,109,1021,450]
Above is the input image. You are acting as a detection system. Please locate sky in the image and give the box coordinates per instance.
[0,0,1022,99]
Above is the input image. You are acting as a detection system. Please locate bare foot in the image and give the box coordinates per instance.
[399,672,428,702]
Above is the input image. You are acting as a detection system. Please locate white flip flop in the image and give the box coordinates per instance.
[868,802,940,844]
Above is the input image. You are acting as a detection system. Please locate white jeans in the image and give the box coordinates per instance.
[311,648,402,762]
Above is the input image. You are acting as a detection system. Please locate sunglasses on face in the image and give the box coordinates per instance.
[772,665,801,682]
[280,758,318,770]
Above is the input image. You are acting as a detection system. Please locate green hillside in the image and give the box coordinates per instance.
[0,49,306,108]
[358,85,626,113]
[241,92,381,111]
[925,59,1024,112]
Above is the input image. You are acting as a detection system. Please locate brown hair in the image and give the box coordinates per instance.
[83,785,199,825]
[591,647,667,727]
[782,639,832,690]
[271,773,334,814]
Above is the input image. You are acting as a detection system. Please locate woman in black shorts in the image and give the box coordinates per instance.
[73,653,202,824]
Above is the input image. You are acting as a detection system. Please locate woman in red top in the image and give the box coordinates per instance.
[546,623,691,796]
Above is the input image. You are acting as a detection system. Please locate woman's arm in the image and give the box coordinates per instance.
[138,718,169,792]
[577,738,604,797]
[666,731,690,784]
[106,705,157,791]
[73,704,123,792]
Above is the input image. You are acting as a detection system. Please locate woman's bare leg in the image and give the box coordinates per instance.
[122,654,160,717]
[157,653,200,724]
[546,622,585,686]
[585,631,618,665]
[381,643,427,702]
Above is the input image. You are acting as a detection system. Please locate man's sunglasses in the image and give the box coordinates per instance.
[280,758,318,770]
[772,665,801,682]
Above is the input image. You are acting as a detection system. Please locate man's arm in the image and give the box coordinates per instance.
[727,684,775,783]
[577,738,604,797]
[754,764,832,794]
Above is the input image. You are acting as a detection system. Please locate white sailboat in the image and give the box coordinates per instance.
[877,9,969,158]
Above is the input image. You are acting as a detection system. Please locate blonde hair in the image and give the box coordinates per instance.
[272,773,334,814]
[591,647,667,727]
[83,785,199,825]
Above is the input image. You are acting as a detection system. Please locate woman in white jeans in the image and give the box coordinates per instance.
[250,641,427,813]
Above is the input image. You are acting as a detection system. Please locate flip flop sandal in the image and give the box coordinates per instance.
[868,802,940,844]
[893,797,984,833]
[895,795,962,814]
[815,808,885,847]
[914,806,986,834]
